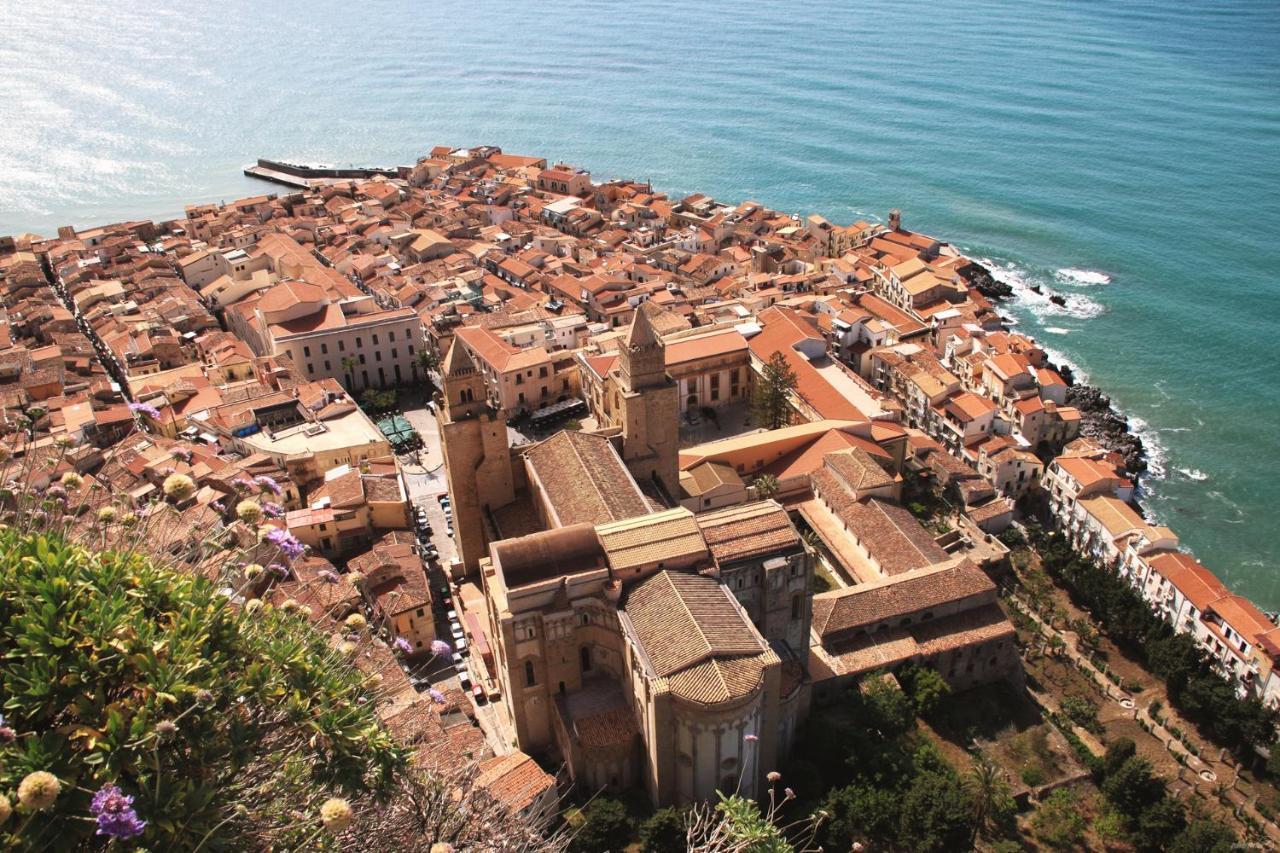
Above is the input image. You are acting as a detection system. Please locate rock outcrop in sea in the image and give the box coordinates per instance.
[960,260,1013,301]
[1064,384,1147,477]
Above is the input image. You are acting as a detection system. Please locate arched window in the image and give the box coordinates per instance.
[580,646,592,673]
[524,660,536,687]
[791,594,801,620]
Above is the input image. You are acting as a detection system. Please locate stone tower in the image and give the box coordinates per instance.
[616,306,680,498]
[436,341,515,576]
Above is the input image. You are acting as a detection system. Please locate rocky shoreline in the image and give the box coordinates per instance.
[971,259,1149,482]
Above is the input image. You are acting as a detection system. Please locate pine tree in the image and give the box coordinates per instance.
[751,351,798,430]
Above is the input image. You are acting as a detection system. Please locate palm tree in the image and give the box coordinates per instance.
[964,752,1011,843]
[416,348,441,375]
[752,473,780,500]
[800,529,822,555]
[341,356,358,391]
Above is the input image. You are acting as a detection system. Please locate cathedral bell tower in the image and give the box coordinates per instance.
[616,305,679,498]
[436,341,515,575]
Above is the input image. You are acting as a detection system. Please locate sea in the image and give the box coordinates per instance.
[2,0,1278,604]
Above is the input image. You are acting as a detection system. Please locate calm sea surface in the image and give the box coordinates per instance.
[3,1,1278,603]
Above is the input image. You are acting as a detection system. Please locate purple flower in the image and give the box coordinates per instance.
[430,639,452,657]
[0,714,14,744]
[91,784,146,840]
[265,528,305,562]
[744,733,758,743]
[254,475,281,496]
[318,569,339,584]
[428,688,446,705]
[262,501,284,519]
[267,562,290,578]
[393,637,413,655]
[128,401,160,419]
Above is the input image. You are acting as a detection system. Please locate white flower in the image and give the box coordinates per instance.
[162,473,195,501]
[235,499,263,524]
[319,797,354,833]
[17,771,60,811]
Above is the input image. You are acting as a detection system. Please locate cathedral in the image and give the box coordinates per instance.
[435,309,812,805]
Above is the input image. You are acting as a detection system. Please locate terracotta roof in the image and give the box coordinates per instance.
[476,752,555,814]
[823,446,897,493]
[664,329,748,367]
[623,570,768,703]
[811,558,995,638]
[596,508,708,575]
[694,500,801,565]
[524,430,649,527]
[1148,551,1228,612]
[812,470,946,575]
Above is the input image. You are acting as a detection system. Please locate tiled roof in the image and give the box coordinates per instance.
[623,569,766,703]
[476,752,555,814]
[811,558,995,638]
[695,500,800,565]
[823,446,897,493]
[812,471,946,575]
[524,430,648,527]
[596,508,707,574]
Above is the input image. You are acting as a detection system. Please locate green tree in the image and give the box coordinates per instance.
[857,675,916,739]
[1031,787,1087,850]
[963,752,1015,842]
[416,348,441,375]
[570,797,632,853]
[1100,736,1136,781]
[897,770,974,853]
[751,351,798,430]
[1168,818,1236,853]
[1102,756,1166,819]
[341,355,359,389]
[818,783,899,850]
[899,663,951,717]
[639,805,688,853]
[753,473,780,500]
[1135,797,1187,852]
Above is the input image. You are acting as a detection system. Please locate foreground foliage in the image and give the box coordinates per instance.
[0,527,405,849]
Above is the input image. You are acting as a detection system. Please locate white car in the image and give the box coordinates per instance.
[446,609,458,621]
[450,624,464,640]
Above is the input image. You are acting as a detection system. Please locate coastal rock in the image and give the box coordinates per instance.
[1065,385,1147,476]
[959,261,1013,301]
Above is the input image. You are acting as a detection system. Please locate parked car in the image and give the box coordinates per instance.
[459,672,472,691]
[450,624,464,640]
[446,609,457,621]
[455,637,468,654]
[471,685,486,704]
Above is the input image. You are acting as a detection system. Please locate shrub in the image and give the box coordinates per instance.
[0,528,405,849]
[639,805,689,853]
[569,797,631,853]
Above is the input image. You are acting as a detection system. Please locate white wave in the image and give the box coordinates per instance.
[1043,327,1072,335]
[979,258,1107,321]
[1056,268,1112,286]
[1159,426,1191,433]
[1176,467,1208,482]
[1128,416,1168,480]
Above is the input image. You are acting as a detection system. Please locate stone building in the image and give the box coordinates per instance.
[480,496,809,807]
[599,308,681,499]
[434,341,516,573]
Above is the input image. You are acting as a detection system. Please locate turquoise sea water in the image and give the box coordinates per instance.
[3,1,1278,603]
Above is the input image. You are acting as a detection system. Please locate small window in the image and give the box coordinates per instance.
[524,660,536,687]
[303,346,311,357]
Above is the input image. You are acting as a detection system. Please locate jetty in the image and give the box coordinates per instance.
[243,158,403,189]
